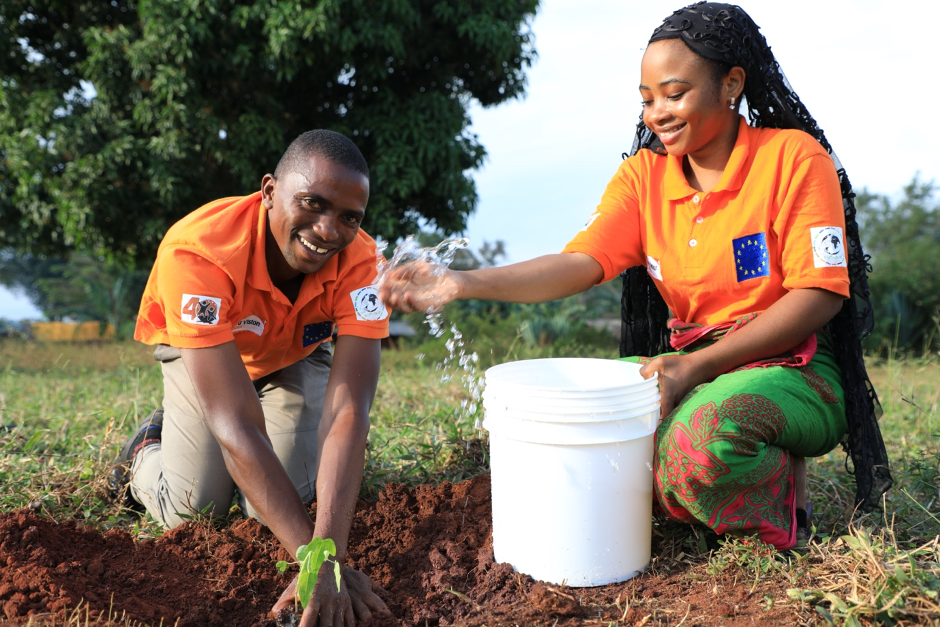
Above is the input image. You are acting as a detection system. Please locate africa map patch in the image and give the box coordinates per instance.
[810,226,847,268]
[732,233,770,282]
[350,286,388,321]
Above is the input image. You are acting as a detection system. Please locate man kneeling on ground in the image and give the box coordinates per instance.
[113,130,392,625]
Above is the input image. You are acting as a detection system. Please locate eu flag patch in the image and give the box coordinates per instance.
[733,233,770,282]
[303,321,333,347]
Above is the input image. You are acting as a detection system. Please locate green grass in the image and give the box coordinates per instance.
[0,322,937,624]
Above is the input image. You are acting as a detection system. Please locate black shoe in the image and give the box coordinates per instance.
[109,409,163,511]
[795,501,813,544]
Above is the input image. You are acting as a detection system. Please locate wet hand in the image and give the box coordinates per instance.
[639,354,707,420]
[377,262,462,313]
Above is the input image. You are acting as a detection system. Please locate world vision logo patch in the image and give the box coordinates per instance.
[350,286,388,322]
[181,294,221,326]
[732,233,770,282]
[303,321,333,347]
[233,315,265,336]
[810,226,847,268]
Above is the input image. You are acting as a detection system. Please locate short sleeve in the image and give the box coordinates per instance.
[145,248,238,348]
[332,240,390,340]
[562,160,646,283]
[773,152,851,298]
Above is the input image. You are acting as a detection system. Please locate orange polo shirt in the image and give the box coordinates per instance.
[135,192,389,380]
[563,117,850,327]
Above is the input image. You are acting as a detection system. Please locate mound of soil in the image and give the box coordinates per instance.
[0,476,809,625]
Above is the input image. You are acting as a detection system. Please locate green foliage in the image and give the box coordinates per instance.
[856,176,940,353]
[0,251,147,336]
[0,0,538,264]
[517,299,585,346]
[277,538,341,610]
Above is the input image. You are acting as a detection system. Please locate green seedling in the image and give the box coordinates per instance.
[277,538,342,610]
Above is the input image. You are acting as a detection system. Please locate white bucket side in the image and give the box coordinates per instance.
[489,434,654,587]
[482,410,657,445]
[482,389,661,419]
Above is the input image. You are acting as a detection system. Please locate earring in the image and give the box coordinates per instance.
[729,97,736,110]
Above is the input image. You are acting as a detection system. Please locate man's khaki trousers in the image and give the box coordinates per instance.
[130,343,331,528]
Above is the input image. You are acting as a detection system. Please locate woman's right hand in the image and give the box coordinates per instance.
[378,262,464,313]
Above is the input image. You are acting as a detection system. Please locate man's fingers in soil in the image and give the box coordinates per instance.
[300,595,323,627]
[343,595,356,627]
[350,595,373,625]
[271,578,299,616]
[344,569,390,618]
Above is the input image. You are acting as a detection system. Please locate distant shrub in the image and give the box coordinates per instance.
[857,176,939,355]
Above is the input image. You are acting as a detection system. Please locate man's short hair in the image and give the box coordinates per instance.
[274,130,369,180]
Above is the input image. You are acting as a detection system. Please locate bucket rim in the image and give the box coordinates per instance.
[485,358,657,394]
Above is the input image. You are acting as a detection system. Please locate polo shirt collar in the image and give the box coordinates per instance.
[663,116,753,201]
[247,194,273,292]
[247,193,337,305]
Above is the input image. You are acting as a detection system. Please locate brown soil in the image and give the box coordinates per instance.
[0,475,812,626]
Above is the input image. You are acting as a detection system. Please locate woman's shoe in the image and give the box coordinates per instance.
[795,501,812,544]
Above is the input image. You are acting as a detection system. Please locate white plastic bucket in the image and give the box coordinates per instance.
[483,358,658,587]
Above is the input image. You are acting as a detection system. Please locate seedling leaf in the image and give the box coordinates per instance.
[294,538,340,609]
[276,560,289,574]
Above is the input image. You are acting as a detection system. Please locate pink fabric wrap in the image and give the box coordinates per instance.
[667,314,817,371]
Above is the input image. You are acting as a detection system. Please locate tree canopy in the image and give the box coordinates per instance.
[0,0,538,265]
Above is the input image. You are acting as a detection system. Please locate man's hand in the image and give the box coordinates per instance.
[271,564,391,626]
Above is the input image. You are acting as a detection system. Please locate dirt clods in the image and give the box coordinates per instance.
[0,475,809,625]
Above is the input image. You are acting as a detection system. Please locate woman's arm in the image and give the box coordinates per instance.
[640,287,843,418]
[378,252,603,313]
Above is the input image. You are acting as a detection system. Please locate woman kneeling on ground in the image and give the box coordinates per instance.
[380,2,892,550]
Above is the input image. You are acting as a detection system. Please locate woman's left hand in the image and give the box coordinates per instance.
[639,354,708,420]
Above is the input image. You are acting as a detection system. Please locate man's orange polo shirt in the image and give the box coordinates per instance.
[563,117,850,327]
[135,192,389,380]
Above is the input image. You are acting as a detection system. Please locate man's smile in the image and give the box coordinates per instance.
[299,235,331,255]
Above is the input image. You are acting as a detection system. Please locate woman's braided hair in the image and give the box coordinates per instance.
[619,1,892,508]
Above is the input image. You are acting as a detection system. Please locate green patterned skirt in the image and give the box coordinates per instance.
[622,332,846,549]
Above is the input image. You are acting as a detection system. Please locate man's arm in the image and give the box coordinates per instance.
[182,336,388,625]
[310,334,379,561]
[276,335,388,626]
[180,342,315,553]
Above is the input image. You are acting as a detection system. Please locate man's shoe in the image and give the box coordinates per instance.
[109,409,163,512]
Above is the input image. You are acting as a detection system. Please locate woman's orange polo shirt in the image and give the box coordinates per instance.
[134,192,389,380]
[563,117,850,327]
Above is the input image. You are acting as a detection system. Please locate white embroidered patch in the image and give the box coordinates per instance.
[646,255,663,281]
[580,212,600,232]
[810,226,847,268]
[180,294,222,326]
[233,315,265,336]
[350,286,388,321]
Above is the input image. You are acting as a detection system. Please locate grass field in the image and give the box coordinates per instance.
[0,323,938,624]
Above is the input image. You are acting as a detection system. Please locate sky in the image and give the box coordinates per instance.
[2,0,937,319]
